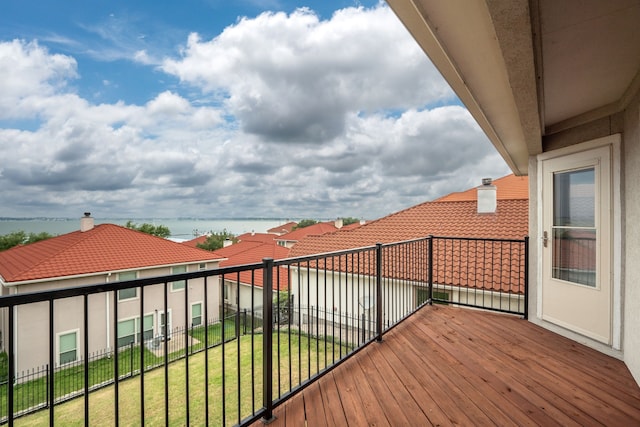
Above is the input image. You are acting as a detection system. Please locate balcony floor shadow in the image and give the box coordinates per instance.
[253,305,640,426]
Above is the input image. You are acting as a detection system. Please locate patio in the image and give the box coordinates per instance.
[255,305,640,426]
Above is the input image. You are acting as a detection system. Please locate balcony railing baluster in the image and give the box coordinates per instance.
[0,235,526,425]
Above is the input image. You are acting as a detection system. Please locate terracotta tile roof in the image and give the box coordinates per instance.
[290,175,528,257]
[216,241,290,290]
[435,174,528,202]
[237,232,276,243]
[0,224,224,283]
[341,222,363,231]
[267,222,298,235]
[181,235,208,248]
[276,221,339,243]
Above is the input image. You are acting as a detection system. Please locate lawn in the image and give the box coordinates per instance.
[14,332,346,426]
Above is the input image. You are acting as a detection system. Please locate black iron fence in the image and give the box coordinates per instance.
[0,235,527,425]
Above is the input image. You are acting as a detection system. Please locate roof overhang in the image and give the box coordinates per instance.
[386,0,640,175]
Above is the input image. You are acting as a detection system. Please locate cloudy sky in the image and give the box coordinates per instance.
[0,0,510,220]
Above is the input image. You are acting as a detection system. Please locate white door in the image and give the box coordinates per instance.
[541,145,611,344]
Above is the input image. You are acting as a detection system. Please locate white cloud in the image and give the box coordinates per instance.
[0,40,78,118]
[162,5,454,142]
[0,4,509,220]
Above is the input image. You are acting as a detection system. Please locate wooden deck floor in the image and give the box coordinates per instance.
[252,305,640,426]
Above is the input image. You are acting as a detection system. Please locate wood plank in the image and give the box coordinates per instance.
[417,307,586,426]
[451,308,640,422]
[317,373,348,426]
[301,381,328,427]
[249,305,640,427]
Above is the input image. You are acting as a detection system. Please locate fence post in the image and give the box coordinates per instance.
[130,342,134,377]
[243,309,247,335]
[261,258,275,423]
[428,236,434,305]
[524,236,529,320]
[376,243,383,342]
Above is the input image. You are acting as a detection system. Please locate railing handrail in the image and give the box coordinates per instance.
[0,235,528,425]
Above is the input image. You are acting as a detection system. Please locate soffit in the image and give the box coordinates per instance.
[539,0,640,131]
[386,0,640,174]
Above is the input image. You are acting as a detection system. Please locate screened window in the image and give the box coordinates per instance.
[192,303,202,327]
[171,265,187,291]
[59,331,77,365]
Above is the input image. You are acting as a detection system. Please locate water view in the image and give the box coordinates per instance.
[0,218,296,241]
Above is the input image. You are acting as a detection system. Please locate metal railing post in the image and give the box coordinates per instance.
[376,243,383,342]
[428,236,434,305]
[524,236,529,320]
[262,258,276,424]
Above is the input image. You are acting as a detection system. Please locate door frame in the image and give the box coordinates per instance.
[536,134,621,349]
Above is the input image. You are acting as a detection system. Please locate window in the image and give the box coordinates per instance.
[117,271,138,301]
[117,315,154,348]
[59,331,77,365]
[192,302,202,327]
[224,284,230,301]
[117,319,136,348]
[160,311,172,339]
[142,314,154,341]
[198,263,206,270]
[171,265,187,291]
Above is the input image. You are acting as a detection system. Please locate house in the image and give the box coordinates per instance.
[386,0,640,383]
[266,222,298,236]
[275,220,343,248]
[213,240,290,312]
[236,232,277,244]
[0,214,224,371]
[288,174,528,330]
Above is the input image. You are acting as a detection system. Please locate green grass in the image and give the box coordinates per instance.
[14,332,347,426]
[0,347,163,420]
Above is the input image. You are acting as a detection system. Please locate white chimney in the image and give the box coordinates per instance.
[335,218,343,229]
[80,212,95,232]
[223,238,233,247]
[477,178,497,214]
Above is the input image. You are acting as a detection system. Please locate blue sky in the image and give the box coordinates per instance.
[0,1,509,220]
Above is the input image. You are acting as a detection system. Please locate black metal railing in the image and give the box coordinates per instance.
[0,235,527,425]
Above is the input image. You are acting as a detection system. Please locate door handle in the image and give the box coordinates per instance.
[542,231,548,248]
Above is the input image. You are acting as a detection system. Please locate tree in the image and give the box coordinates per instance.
[196,229,237,251]
[0,231,55,251]
[125,221,171,238]
[341,217,360,226]
[292,219,318,230]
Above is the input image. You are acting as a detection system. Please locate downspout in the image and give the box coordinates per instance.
[12,287,18,374]
[106,273,111,350]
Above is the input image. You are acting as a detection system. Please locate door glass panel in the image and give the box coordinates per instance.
[552,168,596,287]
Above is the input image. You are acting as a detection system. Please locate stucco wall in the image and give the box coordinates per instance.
[623,89,640,384]
[8,263,221,373]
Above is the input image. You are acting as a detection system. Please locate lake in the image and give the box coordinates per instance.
[0,218,295,241]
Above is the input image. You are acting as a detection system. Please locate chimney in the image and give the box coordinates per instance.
[477,178,497,214]
[223,238,233,247]
[80,212,95,232]
[335,218,343,229]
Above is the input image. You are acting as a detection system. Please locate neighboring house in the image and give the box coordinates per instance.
[213,240,290,312]
[288,174,528,329]
[0,215,224,372]
[236,232,277,244]
[275,220,343,248]
[387,1,640,384]
[267,222,298,236]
